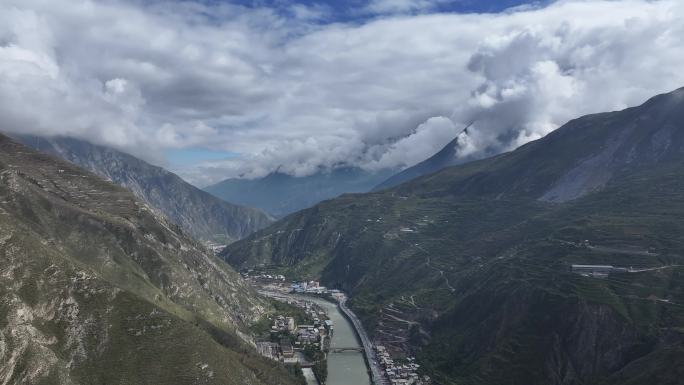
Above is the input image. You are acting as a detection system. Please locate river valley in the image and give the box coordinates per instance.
[306,297,371,385]
[260,291,372,385]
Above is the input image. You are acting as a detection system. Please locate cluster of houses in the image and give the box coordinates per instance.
[571,264,628,278]
[256,341,280,361]
[290,280,329,294]
[294,300,334,350]
[258,301,334,364]
[296,324,322,346]
[206,242,227,255]
[272,315,297,333]
[375,346,430,385]
[242,271,287,282]
[292,298,328,324]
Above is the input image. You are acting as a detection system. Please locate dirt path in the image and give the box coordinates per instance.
[398,236,456,293]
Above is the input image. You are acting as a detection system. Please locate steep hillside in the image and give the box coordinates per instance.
[377,87,684,193]
[222,87,684,385]
[17,136,273,244]
[396,87,684,202]
[205,167,394,217]
[0,134,300,385]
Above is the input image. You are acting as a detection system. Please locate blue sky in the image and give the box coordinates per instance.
[220,0,549,22]
[227,0,545,13]
[166,148,239,168]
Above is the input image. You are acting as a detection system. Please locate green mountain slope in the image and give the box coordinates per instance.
[0,134,299,385]
[222,87,684,385]
[16,136,274,244]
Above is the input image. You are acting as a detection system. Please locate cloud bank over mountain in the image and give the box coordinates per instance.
[1,0,683,185]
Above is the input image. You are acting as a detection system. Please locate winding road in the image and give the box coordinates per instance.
[409,239,456,293]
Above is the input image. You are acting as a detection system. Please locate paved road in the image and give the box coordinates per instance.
[338,298,388,385]
[301,368,319,385]
[426,255,456,293]
[587,245,659,256]
[628,264,683,272]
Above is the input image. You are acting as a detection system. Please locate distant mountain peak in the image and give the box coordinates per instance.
[373,135,462,191]
[205,166,396,217]
[373,122,475,191]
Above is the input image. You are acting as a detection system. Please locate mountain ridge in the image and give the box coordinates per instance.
[373,136,461,191]
[15,135,274,244]
[221,87,684,385]
[0,133,300,384]
[392,86,684,202]
[373,123,475,191]
[205,167,395,217]
[375,87,684,193]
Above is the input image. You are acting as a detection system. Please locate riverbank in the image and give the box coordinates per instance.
[250,280,429,385]
[257,289,371,385]
[338,298,387,385]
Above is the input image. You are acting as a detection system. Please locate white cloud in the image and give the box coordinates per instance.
[288,3,333,21]
[0,0,683,185]
[364,0,445,14]
[366,116,458,170]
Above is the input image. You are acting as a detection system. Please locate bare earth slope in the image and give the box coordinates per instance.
[0,134,298,385]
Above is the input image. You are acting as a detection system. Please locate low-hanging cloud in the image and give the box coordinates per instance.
[1,0,683,186]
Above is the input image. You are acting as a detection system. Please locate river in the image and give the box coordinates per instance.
[290,295,372,385]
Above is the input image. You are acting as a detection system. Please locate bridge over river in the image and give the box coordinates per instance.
[329,347,364,353]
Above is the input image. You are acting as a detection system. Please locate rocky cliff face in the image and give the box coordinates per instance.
[0,134,298,385]
[222,88,684,385]
[17,136,274,243]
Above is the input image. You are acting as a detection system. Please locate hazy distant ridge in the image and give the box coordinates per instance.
[17,135,274,243]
